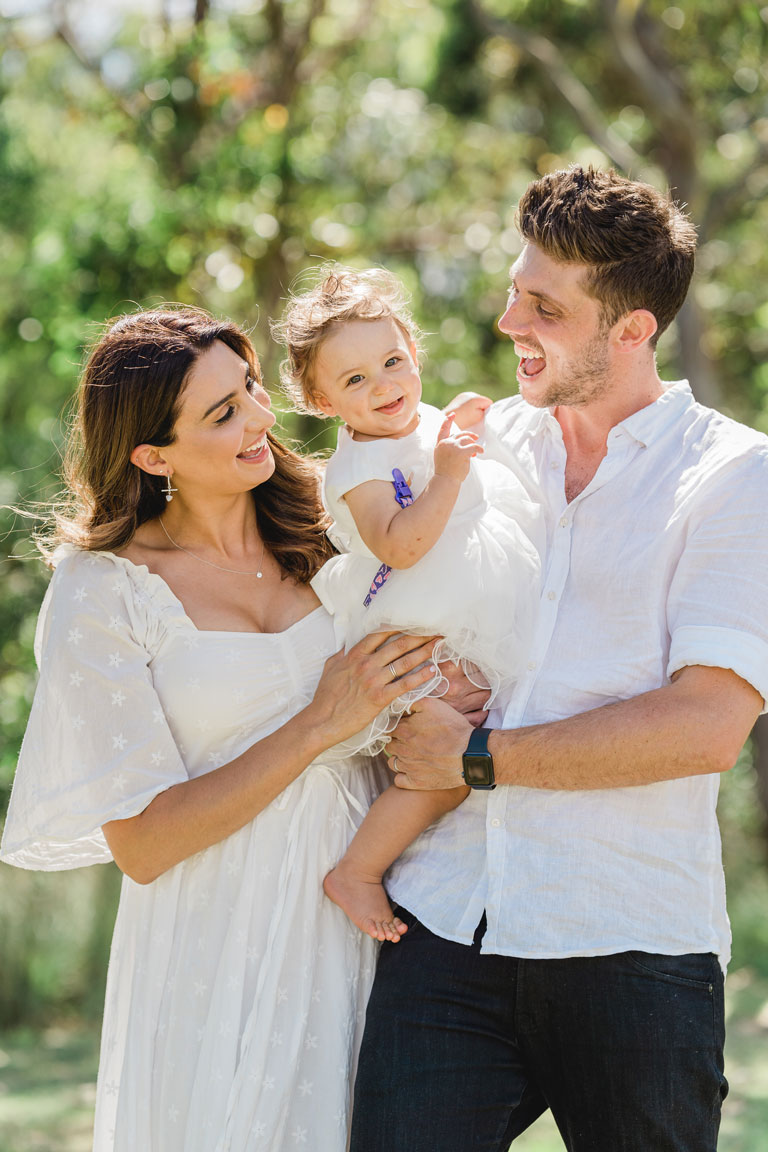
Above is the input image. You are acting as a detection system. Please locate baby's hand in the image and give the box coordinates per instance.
[433,416,483,483]
[443,392,492,431]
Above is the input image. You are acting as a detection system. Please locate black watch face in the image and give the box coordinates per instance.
[463,754,493,787]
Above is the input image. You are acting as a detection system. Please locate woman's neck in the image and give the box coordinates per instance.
[160,493,261,556]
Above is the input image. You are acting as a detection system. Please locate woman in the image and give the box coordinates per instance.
[0,306,443,1152]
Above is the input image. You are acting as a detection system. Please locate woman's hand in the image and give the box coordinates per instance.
[304,630,440,751]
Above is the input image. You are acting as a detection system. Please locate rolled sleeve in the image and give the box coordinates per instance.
[666,444,768,711]
[668,625,768,709]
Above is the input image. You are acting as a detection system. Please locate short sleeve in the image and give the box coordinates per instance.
[324,430,408,507]
[0,549,189,870]
[667,445,768,709]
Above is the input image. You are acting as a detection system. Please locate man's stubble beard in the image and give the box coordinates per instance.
[532,334,613,410]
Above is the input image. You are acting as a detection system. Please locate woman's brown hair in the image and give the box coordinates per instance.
[44,306,334,581]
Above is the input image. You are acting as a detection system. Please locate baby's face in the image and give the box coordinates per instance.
[312,317,422,441]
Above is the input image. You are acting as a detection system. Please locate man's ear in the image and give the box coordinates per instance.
[614,309,658,351]
[314,393,338,418]
[130,443,170,478]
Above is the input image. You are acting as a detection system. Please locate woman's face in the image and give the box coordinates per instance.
[162,339,277,500]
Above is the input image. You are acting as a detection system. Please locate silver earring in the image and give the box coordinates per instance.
[164,473,177,502]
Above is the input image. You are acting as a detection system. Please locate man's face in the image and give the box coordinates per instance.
[498,243,614,410]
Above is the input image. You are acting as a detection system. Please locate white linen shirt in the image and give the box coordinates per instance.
[386,381,768,968]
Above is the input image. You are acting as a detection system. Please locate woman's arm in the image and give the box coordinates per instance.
[102,630,438,884]
[344,417,482,569]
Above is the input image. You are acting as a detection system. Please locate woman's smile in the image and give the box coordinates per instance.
[237,436,270,462]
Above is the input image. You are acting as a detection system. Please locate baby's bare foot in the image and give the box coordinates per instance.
[324,865,408,943]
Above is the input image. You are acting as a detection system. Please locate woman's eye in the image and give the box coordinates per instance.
[215,405,236,424]
[246,372,260,394]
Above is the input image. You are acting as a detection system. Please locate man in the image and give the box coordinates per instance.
[349,167,768,1152]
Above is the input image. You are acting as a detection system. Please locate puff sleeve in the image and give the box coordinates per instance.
[0,549,190,870]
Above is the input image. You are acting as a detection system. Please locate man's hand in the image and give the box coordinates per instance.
[438,658,489,726]
[388,697,474,790]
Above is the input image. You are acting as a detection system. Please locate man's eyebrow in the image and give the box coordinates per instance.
[530,289,564,309]
[508,272,566,311]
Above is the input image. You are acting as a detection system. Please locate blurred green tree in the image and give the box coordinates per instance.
[0,0,767,1029]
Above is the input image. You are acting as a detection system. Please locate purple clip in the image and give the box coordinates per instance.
[362,469,414,606]
[391,468,414,508]
[363,562,392,607]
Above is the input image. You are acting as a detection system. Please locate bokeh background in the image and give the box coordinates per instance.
[0,1,767,1148]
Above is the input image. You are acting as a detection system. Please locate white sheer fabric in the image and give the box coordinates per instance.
[312,403,543,752]
[1,547,380,1151]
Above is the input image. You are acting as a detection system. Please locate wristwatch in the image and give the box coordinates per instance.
[461,727,496,790]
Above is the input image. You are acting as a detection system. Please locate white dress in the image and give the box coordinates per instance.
[0,546,380,1152]
[311,404,542,752]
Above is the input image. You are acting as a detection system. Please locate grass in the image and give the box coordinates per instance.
[1,972,766,1151]
[0,1026,97,1152]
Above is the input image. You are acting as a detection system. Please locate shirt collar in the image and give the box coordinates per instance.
[527,379,693,448]
[616,380,692,448]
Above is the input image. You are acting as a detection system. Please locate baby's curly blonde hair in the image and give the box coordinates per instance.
[272,265,424,417]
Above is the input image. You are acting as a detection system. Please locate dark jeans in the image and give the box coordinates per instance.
[350,909,727,1152]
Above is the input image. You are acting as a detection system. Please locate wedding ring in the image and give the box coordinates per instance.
[388,662,398,680]
[391,756,398,772]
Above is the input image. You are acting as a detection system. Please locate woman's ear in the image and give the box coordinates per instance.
[130,443,170,478]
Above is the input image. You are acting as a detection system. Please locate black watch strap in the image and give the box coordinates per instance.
[462,727,496,790]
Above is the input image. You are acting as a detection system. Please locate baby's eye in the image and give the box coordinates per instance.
[346,373,364,386]
[385,356,400,368]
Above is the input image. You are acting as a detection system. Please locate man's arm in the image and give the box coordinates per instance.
[387,664,762,791]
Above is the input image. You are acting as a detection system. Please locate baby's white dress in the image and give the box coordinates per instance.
[0,547,380,1152]
[311,403,542,751]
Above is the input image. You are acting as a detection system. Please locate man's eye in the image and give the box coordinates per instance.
[537,305,556,319]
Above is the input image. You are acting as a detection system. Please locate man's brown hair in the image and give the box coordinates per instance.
[517,166,697,346]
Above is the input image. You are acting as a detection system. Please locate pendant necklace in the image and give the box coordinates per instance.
[158,517,265,577]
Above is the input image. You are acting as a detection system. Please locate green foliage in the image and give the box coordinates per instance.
[0,3,766,1086]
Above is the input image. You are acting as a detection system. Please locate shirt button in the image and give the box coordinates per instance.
[527,660,536,671]
[550,462,558,470]
[490,818,502,828]
[559,516,569,528]
[547,590,557,601]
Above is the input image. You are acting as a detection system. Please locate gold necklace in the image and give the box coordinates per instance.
[158,517,265,577]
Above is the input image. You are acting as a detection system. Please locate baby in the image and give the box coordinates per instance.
[275,267,541,942]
